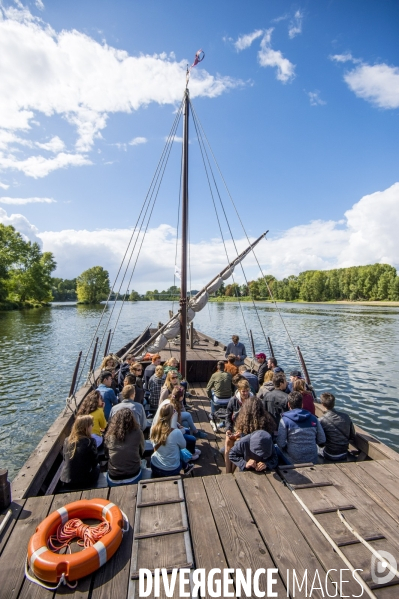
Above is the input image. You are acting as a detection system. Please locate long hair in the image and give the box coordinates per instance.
[163,371,179,393]
[150,403,174,447]
[168,387,184,423]
[105,408,138,443]
[263,370,274,383]
[235,397,275,435]
[67,415,93,457]
[293,379,306,394]
[100,354,119,370]
[77,390,102,415]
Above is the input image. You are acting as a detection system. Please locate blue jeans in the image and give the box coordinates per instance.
[183,432,196,454]
[181,411,197,434]
[210,390,230,414]
[107,469,142,487]
[150,462,183,478]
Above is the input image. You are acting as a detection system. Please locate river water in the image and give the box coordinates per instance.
[1,301,399,479]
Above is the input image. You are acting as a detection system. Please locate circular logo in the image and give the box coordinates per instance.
[371,551,397,585]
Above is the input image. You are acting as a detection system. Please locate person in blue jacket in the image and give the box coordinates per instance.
[229,429,278,471]
[276,391,326,464]
[96,370,119,419]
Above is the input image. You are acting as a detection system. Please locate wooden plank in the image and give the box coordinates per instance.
[18,490,82,599]
[339,461,399,525]
[184,478,227,570]
[91,484,138,599]
[235,471,327,599]
[0,494,53,599]
[203,474,287,597]
[190,383,226,475]
[0,499,26,557]
[265,471,373,597]
[292,464,399,591]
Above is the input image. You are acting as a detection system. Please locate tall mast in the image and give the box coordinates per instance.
[180,86,189,379]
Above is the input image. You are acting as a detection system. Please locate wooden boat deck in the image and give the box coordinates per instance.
[2,390,399,598]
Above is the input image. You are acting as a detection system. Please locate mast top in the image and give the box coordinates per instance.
[186,49,205,87]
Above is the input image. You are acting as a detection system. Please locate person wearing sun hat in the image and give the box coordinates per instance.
[255,352,268,385]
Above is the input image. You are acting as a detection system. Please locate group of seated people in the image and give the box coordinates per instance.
[60,353,207,489]
[206,334,357,473]
[60,334,357,490]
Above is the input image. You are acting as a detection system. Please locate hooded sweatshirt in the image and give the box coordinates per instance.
[229,430,278,471]
[277,408,326,465]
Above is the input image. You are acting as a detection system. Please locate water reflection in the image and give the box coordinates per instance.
[0,300,398,479]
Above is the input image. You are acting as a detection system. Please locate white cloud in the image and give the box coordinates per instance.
[35,0,45,10]
[0,182,10,189]
[0,207,42,245]
[258,29,295,83]
[307,90,326,106]
[234,29,264,52]
[129,137,147,146]
[330,53,357,64]
[0,6,244,176]
[35,136,65,153]
[0,152,91,178]
[2,183,398,288]
[344,63,399,109]
[288,10,303,39]
[0,196,55,204]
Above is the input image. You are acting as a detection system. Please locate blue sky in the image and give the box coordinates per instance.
[0,0,398,291]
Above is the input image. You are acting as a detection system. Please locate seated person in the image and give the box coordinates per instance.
[238,365,259,394]
[287,370,304,393]
[77,390,107,447]
[109,384,148,431]
[150,404,194,477]
[144,354,161,389]
[257,370,274,398]
[267,357,284,373]
[224,335,247,366]
[230,429,278,472]
[225,354,239,377]
[293,379,315,414]
[206,361,233,413]
[148,365,166,411]
[60,415,99,489]
[152,388,203,454]
[105,408,145,486]
[97,370,119,420]
[255,353,269,386]
[319,392,356,461]
[225,380,253,473]
[117,353,136,387]
[260,372,289,425]
[276,392,326,464]
[100,355,120,392]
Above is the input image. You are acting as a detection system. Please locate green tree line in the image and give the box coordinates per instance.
[0,224,56,307]
[247,264,399,302]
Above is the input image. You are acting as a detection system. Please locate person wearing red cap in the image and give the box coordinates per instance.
[256,353,268,386]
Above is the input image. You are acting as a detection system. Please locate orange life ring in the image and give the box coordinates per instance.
[27,498,125,583]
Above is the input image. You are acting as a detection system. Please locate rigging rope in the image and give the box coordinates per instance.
[74,94,185,390]
[190,100,302,367]
[190,102,251,344]
[49,518,111,551]
[108,101,185,348]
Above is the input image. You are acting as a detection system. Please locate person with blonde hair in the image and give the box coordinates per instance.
[60,415,99,489]
[257,369,275,400]
[77,389,107,447]
[150,404,194,477]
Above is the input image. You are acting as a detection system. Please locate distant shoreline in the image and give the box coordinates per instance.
[208,298,399,307]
